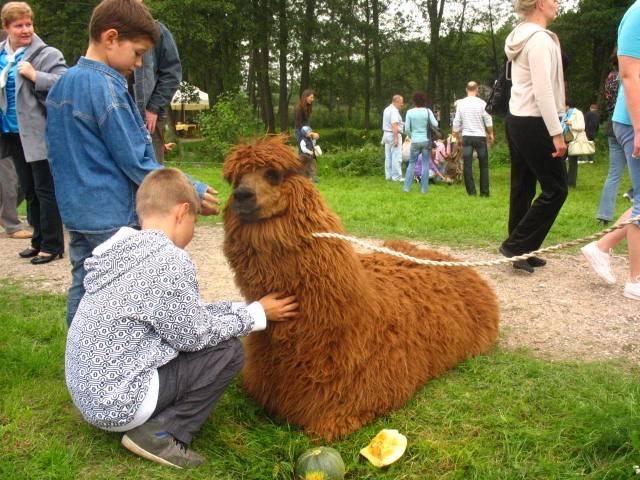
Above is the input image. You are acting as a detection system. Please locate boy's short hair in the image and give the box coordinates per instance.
[89,0,159,44]
[136,168,200,219]
[1,2,33,27]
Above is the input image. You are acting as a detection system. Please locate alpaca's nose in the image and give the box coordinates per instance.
[233,186,255,204]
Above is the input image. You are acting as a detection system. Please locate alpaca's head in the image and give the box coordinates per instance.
[223,135,311,224]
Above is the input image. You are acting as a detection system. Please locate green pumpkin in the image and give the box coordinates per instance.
[294,446,345,480]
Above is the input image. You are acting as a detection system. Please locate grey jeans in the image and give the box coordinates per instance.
[0,155,26,234]
[152,338,245,445]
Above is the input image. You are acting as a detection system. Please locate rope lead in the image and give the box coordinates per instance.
[312,215,640,268]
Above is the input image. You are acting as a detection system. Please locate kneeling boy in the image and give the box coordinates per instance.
[65,168,298,469]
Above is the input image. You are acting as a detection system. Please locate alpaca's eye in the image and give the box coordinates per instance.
[265,169,283,185]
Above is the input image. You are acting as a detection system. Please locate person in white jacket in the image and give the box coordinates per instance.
[65,168,298,469]
[498,0,568,274]
[561,100,585,187]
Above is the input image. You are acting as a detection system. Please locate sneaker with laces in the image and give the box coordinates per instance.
[581,241,616,284]
[121,420,207,469]
[623,280,640,300]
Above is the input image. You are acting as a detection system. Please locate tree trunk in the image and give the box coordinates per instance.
[300,0,316,93]
[277,0,289,132]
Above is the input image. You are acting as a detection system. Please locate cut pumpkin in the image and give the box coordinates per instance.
[360,429,407,467]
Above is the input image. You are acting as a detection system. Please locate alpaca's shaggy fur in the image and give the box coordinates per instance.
[222,135,500,441]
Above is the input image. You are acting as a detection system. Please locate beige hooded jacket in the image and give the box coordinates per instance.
[505,22,565,137]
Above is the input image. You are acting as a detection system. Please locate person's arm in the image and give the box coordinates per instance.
[101,99,220,215]
[482,108,494,144]
[151,257,296,351]
[145,23,182,117]
[20,46,67,90]
[619,55,640,157]
[528,40,566,158]
[300,138,313,154]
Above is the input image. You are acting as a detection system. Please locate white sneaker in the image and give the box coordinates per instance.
[581,241,616,284]
[623,280,640,300]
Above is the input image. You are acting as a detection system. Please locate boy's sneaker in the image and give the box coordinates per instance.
[121,420,207,469]
[623,280,640,301]
[581,241,616,284]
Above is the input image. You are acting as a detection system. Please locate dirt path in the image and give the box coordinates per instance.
[3,224,639,364]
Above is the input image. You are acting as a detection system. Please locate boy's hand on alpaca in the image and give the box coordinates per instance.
[200,187,221,216]
[260,291,299,322]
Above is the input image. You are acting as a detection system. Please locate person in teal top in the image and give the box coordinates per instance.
[581,0,640,301]
[402,90,438,194]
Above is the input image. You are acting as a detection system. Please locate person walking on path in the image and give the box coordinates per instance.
[498,0,568,274]
[381,94,404,182]
[452,81,494,196]
[596,51,632,225]
[582,0,640,301]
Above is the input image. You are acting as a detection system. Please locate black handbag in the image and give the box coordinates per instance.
[485,60,512,117]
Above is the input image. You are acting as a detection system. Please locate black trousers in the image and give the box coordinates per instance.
[5,133,64,254]
[152,338,244,445]
[502,115,568,255]
[461,135,490,196]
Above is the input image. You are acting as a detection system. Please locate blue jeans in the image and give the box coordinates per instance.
[403,141,431,193]
[596,135,627,222]
[614,122,640,223]
[383,132,403,180]
[66,229,119,326]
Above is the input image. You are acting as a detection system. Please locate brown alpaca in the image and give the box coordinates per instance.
[222,136,499,441]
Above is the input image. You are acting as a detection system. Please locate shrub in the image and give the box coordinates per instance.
[322,143,382,176]
[196,92,265,163]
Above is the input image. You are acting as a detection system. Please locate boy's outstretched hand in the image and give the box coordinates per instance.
[200,186,221,215]
[259,291,299,322]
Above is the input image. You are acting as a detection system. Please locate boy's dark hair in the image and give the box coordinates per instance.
[89,0,159,44]
[136,168,200,219]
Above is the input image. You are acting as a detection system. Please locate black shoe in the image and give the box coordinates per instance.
[30,252,64,265]
[499,245,534,273]
[526,256,547,268]
[512,259,534,273]
[597,218,611,226]
[19,247,39,258]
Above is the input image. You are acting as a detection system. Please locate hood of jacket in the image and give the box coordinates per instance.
[83,227,177,294]
[505,22,552,61]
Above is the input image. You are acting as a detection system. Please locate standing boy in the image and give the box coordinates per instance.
[45,0,219,326]
[65,168,298,468]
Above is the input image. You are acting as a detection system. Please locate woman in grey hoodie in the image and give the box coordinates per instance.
[498,0,568,274]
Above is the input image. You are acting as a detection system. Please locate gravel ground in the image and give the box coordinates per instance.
[3,223,639,364]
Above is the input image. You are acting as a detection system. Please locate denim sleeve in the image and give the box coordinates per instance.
[146,23,182,115]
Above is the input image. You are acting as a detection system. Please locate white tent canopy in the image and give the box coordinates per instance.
[171,86,209,111]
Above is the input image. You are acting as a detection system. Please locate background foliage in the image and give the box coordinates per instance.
[27,0,629,134]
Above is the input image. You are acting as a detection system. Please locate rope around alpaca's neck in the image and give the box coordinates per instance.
[312,215,640,268]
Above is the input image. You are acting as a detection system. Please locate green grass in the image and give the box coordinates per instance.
[4,138,639,478]
[1,281,640,479]
[173,135,629,252]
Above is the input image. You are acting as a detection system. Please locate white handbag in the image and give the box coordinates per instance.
[567,132,595,156]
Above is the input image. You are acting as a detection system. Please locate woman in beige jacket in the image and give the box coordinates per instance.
[498,0,568,273]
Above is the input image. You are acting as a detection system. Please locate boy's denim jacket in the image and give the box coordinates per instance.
[46,57,206,233]
[132,21,181,119]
